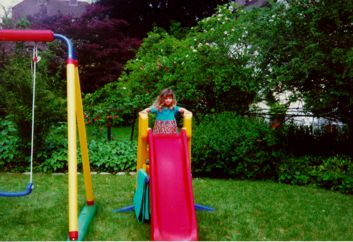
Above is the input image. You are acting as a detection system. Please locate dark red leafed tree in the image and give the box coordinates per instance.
[30,4,141,92]
[97,0,229,38]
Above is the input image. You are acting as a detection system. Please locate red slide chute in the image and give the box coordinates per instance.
[148,129,198,240]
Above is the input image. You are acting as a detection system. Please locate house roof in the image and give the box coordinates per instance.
[12,0,89,19]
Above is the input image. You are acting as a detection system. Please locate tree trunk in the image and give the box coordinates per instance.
[130,117,136,141]
[346,119,353,157]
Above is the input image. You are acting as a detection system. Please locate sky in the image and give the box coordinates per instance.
[0,0,22,13]
[0,0,23,18]
[0,0,93,18]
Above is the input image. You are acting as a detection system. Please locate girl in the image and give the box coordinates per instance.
[142,88,189,135]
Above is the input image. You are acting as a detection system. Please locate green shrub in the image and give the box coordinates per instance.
[278,155,353,194]
[0,51,66,158]
[37,124,68,172]
[278,155,321,185]
[88,139,137,172]
[0,116,23,171]
[39,129,137,173]
[314,155,353,194]
[192,112,282,178]
[39,148,67,172]
[38,124,137,173]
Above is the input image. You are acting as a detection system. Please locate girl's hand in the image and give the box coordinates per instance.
[179,108,190,114]
[141,108,150,113]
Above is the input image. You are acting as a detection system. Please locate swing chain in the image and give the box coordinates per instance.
[29,44,39,185]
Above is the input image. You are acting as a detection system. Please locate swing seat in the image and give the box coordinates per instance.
[0,183,33,197]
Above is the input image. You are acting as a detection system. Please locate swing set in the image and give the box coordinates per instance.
[0,45,39,197]
[0,30,96,241]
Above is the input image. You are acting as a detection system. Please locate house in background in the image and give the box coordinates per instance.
[12,0,89,20]
[10,0,267,21]
[234,0,268,7]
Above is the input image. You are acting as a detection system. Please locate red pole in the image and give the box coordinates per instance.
[0,30,55,42]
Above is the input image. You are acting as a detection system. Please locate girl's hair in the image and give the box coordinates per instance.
[152,88,177,111]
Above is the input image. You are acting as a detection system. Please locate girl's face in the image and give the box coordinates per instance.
[164,95,173,107]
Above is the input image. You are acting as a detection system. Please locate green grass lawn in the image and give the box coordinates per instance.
[1,173,353,240]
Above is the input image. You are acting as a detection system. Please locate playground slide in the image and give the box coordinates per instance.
[148,129,198,241]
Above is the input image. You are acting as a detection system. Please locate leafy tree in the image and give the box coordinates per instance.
[0,16,32,71]
[29,4,141,92]
[83,81,149,126]
[0,46,66,160]
[88,0,353,131]
[118,3,263,118]
[244,0,353,139]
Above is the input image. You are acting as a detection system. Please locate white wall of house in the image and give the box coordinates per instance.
[252,91,344,131]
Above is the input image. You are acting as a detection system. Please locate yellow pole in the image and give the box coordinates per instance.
[183,111,193,163]
[74,65,95,205]
[67,63,78,240]
[137,112,149,171]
